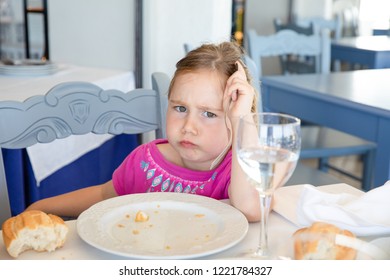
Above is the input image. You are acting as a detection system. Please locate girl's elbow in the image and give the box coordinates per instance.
[231,199,261,222]
[242,207,261,222]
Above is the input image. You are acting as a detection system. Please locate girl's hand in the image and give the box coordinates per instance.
[225,61,260,222]
[224,60,255,120]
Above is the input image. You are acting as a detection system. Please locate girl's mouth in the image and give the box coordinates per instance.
[180,140,196,148]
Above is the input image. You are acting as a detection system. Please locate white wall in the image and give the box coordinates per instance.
[245,0,289,75]
[359,0,390,35]
[142,0,232,87]
[245,0,289,36]
[293,0,332,19]
[48,0,135,71]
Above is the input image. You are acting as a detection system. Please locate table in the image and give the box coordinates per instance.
[373,29,390,36]
[0,183,386,260]
[261,69,390,187]
[0,216,295,260]
[0,64,135,102]
[0,65,139,215]
[331,36,390,69]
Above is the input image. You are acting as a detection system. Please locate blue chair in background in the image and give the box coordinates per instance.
[273,18,317,74]
[293,15,343,71]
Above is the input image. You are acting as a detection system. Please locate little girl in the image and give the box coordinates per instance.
[27,42,260,222]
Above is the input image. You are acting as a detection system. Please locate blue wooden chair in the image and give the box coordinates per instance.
[0,73,167,225]
[184,43,193,55]
[273,19,317,74]
[293,16,343,71]
[247,28,331,76]
[246,29,376,191]
[295,15,343,40]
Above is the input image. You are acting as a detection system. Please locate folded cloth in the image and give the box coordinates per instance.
[273,182,390,236]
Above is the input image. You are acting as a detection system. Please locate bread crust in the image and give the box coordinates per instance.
[293,222,357,260]
[135,210,149,222]
[2,210,68,258]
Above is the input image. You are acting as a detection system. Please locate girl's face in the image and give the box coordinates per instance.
[166,69,230,171]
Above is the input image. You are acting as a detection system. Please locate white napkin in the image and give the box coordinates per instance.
[273,182,390,236]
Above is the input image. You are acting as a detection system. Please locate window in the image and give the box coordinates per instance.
[359,0,390,31]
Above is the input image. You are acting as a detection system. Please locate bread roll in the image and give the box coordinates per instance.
[135,210,149,222]
[293,222,357,260]
[2,210,68,258]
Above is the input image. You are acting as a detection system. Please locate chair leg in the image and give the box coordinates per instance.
[312,148,375,191]
[333,60,341,72]
[318,158,329,172]
[361,149,376,192]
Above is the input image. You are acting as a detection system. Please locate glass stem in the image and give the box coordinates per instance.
[255,193,272,257]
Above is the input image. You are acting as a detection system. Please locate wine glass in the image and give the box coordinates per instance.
[236,112,301,258]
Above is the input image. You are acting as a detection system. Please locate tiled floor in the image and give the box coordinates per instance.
[300,155,363,190]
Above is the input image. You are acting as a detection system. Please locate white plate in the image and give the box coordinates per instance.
[77,193,248,259]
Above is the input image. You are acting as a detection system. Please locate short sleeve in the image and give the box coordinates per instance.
[112,144,145,195]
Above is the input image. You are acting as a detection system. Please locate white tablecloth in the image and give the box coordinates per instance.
[1,184,388,260]
[0,199,298,260]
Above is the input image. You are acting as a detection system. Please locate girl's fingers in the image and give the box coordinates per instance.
[226,60,247,87]
[224,60,254,117]
[231,63,242,101]
[231,60,250,92]
[236,60,247,80]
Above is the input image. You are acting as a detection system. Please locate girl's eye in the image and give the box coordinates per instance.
[174,106,186,113]
[203,111,217,118]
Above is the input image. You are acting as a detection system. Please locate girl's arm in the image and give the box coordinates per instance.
[225,62,261,222]
[229,123,261,222]
[25,180,117,218]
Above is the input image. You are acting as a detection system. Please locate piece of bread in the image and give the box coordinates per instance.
[134,210,149,222]
[2,210,68,258]
[293,222,357,260]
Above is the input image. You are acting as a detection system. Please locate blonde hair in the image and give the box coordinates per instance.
[169,41,258,113]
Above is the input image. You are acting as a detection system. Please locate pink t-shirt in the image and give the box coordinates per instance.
[113,139,231,199]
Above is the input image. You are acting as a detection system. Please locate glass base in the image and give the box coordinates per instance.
[235,250,290,260]
[236,249,272,260]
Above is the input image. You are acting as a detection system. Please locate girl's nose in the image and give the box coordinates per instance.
[181,115,198,135]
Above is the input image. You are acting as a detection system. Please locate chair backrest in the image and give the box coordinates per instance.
[295,15,343,40]
[246,28,331,77]
[273,18,314,35]
[0,73,167,224]
[184,43,194,54]
[273,19,316,75]
[242,55,262,111]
